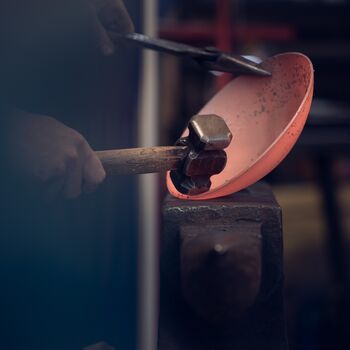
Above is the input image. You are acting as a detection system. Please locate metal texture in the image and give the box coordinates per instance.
[109,32,271,76]
[170,149,227,195]
[182,150,227,177]
[169,114,232,195]
[188,114,233,151]
[160,182,288,350]
[180,222,262,324]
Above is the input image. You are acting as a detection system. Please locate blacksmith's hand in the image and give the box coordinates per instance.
[5,110,106,199]
[89,0,134,56]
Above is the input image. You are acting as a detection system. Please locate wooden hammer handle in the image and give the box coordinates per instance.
[95,146,188,176]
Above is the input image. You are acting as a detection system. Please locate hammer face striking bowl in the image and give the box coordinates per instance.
[170,172,212,196]
[171,114,232,195]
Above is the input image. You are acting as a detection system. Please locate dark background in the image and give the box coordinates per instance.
[0,0,141,349]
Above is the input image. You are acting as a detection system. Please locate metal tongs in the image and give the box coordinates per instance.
[109,32,271,77]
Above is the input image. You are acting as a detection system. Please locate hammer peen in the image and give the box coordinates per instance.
[96,114,232,195]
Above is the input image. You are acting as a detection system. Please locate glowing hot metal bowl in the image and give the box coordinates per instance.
[167,52,314,200]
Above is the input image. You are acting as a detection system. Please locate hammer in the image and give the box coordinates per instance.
[96,114,232,195]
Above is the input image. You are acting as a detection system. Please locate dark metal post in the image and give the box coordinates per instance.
[159,182,288,350]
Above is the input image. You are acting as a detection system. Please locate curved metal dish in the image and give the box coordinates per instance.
[167,52,314,200]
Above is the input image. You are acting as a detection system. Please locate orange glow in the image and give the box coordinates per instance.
[167,52,314,200]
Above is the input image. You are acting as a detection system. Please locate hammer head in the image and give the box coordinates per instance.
[170,114,233,196]
[188,114,232,151]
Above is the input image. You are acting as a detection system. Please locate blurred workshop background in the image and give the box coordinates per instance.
[150,0,350,349]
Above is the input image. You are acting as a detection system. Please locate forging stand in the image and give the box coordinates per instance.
[159,182,288,350]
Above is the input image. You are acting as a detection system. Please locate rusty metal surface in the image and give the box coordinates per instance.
[159,182,287,350]
[170,114,232,195]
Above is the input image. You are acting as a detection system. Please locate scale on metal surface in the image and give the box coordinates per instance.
[167,52,314,200]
